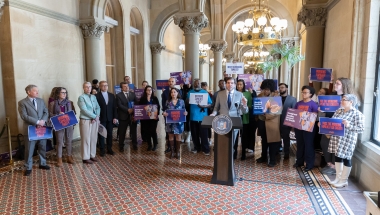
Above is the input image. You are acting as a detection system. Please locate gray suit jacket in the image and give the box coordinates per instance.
[212,90,248,117]
[280,95,297,126]
[18,97,49,135]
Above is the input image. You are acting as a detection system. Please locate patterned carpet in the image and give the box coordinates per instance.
[0,128,355,214]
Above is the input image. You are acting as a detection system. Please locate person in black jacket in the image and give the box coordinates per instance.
[139,86,161,151]
[116,82,138,151]
[95,81,118,156]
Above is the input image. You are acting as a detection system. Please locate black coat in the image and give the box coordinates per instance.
[96,92,118,123]
[116,91,137,121]
[139,96,161,121]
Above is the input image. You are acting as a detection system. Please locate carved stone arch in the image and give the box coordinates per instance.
[150,3,179,44]
[222,0,296,41]
[80,0,108,22]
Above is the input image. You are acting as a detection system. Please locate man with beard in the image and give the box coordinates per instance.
[279,83,296,159]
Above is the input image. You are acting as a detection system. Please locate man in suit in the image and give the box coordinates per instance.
[18,84,50,176]
[210,77,249,142]
[96,81,118,156]
[279,83,297,159]
[116,82,138,151]
[211,79,225,114]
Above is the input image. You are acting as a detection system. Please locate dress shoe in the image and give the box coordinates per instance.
[147,144,152,151]
[67,156,75,164]
[304,168,312,172]
[152,144,157,151]
[100,152,106,157]
[24,170,32,176]
[268,163,276,167]
[132,145,138,150]
[256,157,266,163]
[119,148,125,153]
[90,157,98,162]
[293,163,302,168]
[82,159,93,164]
[39,165,50,170]
[107,151,115,155]
[284,154,290,159]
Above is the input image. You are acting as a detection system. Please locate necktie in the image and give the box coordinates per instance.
[227,92,231,109]
[33,98,37,110]
[125,92,129,99]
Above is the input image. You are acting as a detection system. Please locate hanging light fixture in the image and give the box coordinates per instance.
[243,43,269,68]
[232,0,288,46]
[178,40,210,58]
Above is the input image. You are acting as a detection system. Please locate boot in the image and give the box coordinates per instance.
[147,143,152,151]
[329,162,343,185]
[169,141,176,159]
[56,157,63,167]
[185,131,191,143]
[176,141,181,159]
[164,140,171,153]
[333,166,351,188]
[67,156,75,164]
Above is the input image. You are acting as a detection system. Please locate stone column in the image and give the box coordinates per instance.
[199,58,206,81]
[174,13,208,79]
[150,43,166,88]
[298,7,327,88]
[80,22,108,82]
[210,40,227,92]
[209,61,214,92]
[0,1,4,21]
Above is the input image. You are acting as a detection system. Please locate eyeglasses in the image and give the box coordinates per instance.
[341,98,349,101]
[60,92,67,94]
[301,92,310,94]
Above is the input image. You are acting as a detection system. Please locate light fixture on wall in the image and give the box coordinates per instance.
[231,0,287,46]
[179,41,210,58]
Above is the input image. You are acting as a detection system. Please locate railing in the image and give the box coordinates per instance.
[0,117,14,166]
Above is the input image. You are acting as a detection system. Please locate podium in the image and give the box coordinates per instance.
[202,116,243,186]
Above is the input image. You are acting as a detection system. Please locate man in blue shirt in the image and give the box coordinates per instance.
[186,79,212,155]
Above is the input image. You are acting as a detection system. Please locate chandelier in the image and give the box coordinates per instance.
[243,43,269,68]
[232,0,288,46]
[179,41,210,58]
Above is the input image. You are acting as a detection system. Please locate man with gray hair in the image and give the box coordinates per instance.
[18,84,50,176]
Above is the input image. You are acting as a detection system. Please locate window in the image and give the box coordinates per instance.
[372,17,380,145]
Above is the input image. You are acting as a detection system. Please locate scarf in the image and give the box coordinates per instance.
[54,99,71,114]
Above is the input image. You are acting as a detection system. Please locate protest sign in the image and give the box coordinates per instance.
[189,93,209,106]
[50,110,78,131]
[319,117,345,136]
[226,62,244,74]
[283,108,317,132]
[134,104,159,120]
[166,109,186,123]
[156,80,170,90]
[28,126,53,141]
[310,68,333,82]
[170,71,192,85]
[253,97,282,115]
[318,95,341,112]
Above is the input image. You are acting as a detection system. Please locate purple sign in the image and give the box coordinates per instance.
[170,71,192,85]
[319,117,345,136]
[248,74,265,93]
[310,68,332,82]
[28,126,53,141]
[318,95,341,112]
[166,109,186,123]
[135,89,144,101]
[253,97,283,115]
[134,104,158,120]
[156,80,169,90]
[283,108,317,132]
[238,74,252,90]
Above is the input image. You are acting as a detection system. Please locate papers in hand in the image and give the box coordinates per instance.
[98,124,107,138]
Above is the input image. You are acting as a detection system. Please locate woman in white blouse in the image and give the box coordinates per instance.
[327,94,364,188]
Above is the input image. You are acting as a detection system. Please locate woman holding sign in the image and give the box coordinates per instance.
[293,86,318,171]
[327,94,364,188]
[49,87,75,167]
[163,88,188,159]
[139,86,160,151]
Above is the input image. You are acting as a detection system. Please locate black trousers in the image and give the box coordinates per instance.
[190,121,209,153]
[233,124,250,159]
[294,126,316,169]
[141,120,158,146]
[248,118,258,150]
[258,120,281,164]
[98,120,114,153]
[118,120,137,149]
[280,125,292,155]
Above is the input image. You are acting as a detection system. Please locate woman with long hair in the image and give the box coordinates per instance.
[162,88,188,159]
[49,87,75,166]
[139,86,160,151]
[235,79,252,160]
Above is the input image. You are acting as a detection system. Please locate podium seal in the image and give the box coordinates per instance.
[212,114,233,135]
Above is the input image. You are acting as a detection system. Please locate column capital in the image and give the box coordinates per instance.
[297,7,327,27]
[80,22,109,39]
[281,38,296,48]
[199,58,206,65]
[150,43,166,54]
[224,52,235,61]
[0,1,4,22]
[209,40,227,53]
[173,12,208,34]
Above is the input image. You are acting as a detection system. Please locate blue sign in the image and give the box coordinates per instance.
[319,117,345,136]
[156,80,169,90]
[310,68,333,82]
[114,85,121,94]
[253,97,282,115]
[129,101,134,108]
[318,95,341,112]
[212,114,233,135]
[128,84,135,90]
[166,109,186,123]
[28,126,53,141]
[50,110,78,131]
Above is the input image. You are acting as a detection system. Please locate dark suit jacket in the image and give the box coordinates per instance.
[96,92,118,123]
[139,96,161,121]
[280,95,297,126]
[116,91,137,121]
[161,88,182,111]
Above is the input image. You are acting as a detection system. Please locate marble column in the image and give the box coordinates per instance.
[298,7,327,89]
[174,13,208,79]
[0,1,4,21]
[150,43,166,88]
[209,61,214,92]
[199,58,206,81]
[80,22,108,82]
[210,40,227,92]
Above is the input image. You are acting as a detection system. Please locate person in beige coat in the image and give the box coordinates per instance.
[256,80,281,167]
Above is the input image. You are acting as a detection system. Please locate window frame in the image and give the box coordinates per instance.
[371,14,380,146]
